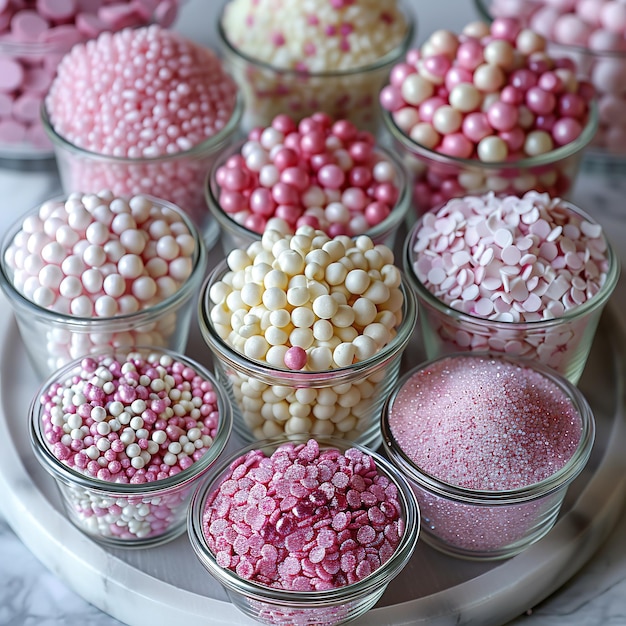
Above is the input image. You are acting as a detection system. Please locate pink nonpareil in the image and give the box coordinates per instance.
[43,24,239,227]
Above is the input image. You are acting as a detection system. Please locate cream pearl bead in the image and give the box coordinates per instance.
[409,123,440,149]
[448,83,482,113]
[400,73,435,106]
[477,135,508,162]
[524,130,555,156]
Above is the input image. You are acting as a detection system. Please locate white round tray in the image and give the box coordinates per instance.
[0,288,625,626]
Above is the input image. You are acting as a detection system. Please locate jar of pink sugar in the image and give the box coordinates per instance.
[476,0,626,165]
[30,346,232,548]
[403,191,619,385]
[42,24,242,245]
[0,0,182,161]
[217,0,415,134]
[380,17,597,215]
[381,353,595,560]
[187,436,420,625]
[198,226,418,449]
[0,191,207,381]
[205,113,412,256]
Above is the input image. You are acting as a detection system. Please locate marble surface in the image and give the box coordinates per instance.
[1,1,626,625]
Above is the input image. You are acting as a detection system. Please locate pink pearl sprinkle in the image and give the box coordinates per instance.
[283,346,307,370]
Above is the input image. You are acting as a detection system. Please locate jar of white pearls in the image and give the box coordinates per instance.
[197,226,418,448]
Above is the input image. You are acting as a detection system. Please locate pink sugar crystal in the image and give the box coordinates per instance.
[388,355,582,491]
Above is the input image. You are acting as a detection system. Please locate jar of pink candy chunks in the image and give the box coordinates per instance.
[42,24,242,243]
[476,0,626,164]
[205,112,411,255]
[0,191,207,381]
[380,17,597,215]
[381,353,595,560]
[188,436,420,625]
[0,0,181,161]
[403,191,619,384]
[217,0,414,134]
[30,346,232,548]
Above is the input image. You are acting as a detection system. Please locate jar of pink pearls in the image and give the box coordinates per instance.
[476,0,626,165]
[380,17,598,215]
[205,112,412,255]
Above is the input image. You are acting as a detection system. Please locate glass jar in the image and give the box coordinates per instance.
[188,436,420,625]
[197,260,418,449]
[205,140,412,255]
[216,1,415,135]
[30,346,232,548]
[381,353,595,560]
[0,194,207,381]
[403,197,619,385]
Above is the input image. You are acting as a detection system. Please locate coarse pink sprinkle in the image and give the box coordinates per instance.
[388,355,582,491]
[202,439,404,591]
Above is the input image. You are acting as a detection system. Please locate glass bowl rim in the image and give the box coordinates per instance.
[197,257,418,383]
[382,99,599,170]
[403,195,620,329]
[0,192,207,325]
[40,90,244,164]
[204,138,412,243]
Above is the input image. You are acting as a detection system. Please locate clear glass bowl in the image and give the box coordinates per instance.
[197,260,418,449]
[41,94,243,245]
[205,140,412,255]
[403,199,619,385]
[474,0,626,168]
[381,353,595,560]
[382,102,598,216]
[216,3,415,135]
[30,346,233,548]
[187,436,420,625]
[0,194,207,381]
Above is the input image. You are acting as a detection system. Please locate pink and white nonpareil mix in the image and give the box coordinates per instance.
[36,350,222,542]
[219,0,410,131]
[44,25,239,227]
[2,191,203,376]
[485,0,626,156]
[409,190,615,381]
[202,439,405,590]
[0,0,181,155]
[213,112,403,238]
[380,17,595,212]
